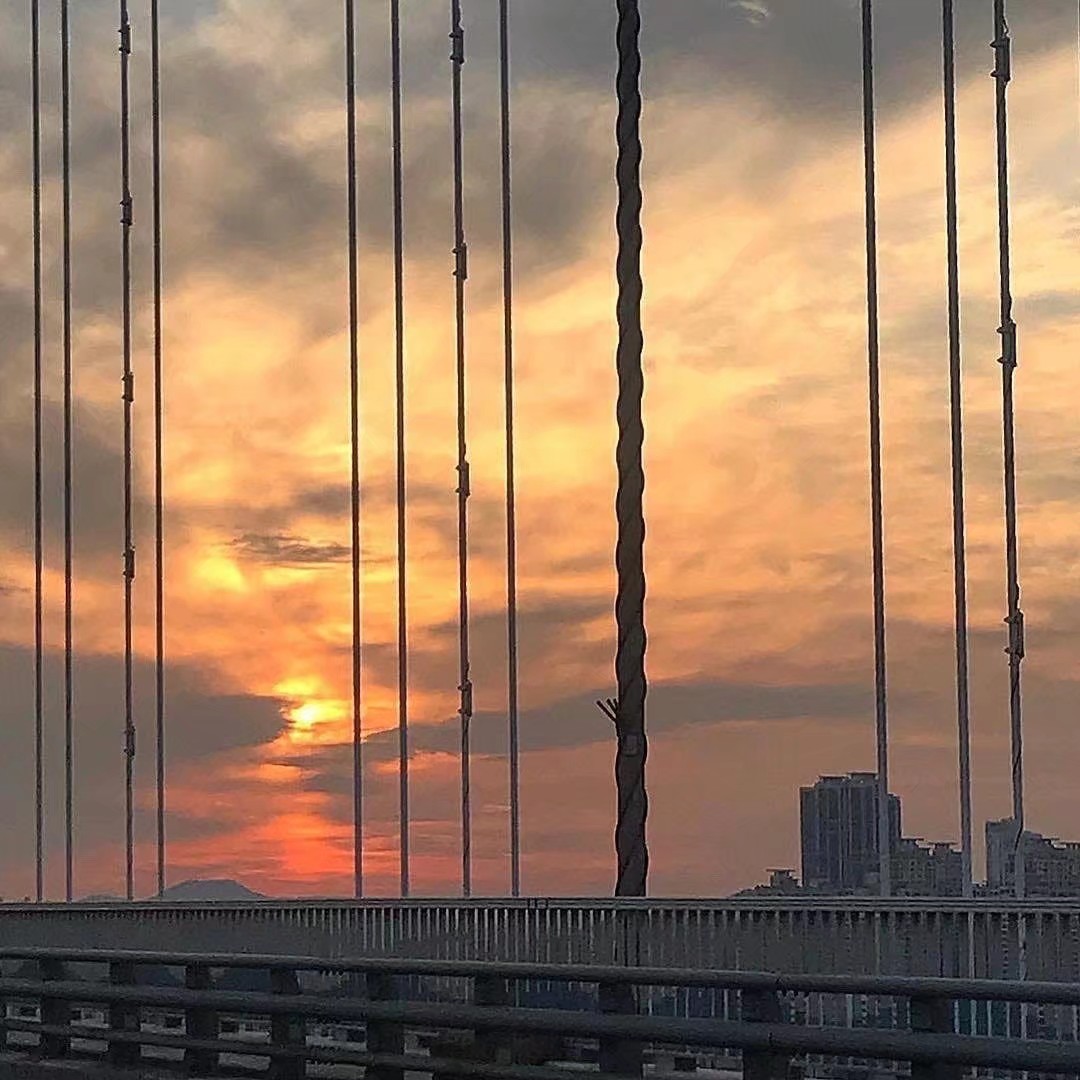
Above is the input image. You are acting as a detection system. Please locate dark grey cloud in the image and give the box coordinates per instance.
[230,532,350,566]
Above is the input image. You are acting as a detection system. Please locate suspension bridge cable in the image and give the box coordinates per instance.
[344,0,363,899]
[449,0,473,899]
[991,0,1026,900]
[389,0,410,899]
[860,0,891,900]
[30,0,44,905]
[499,0,521,900]
[151,0,166,900]
[942,0,973,900]
[118,0,136,903]
[61,0,74,904]
[612,0,649,899]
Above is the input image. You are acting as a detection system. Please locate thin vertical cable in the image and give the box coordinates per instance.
[118,0,136,904]
[151,0,166,900]
[860,0,891,899]
[389,0,410,899]
[449,0,473,899]
[942,0,973,900]
[941,0,973,900]
[612,0,649,899]
[61,0,74,905]
[991,0,1026,900]
[31,0,45,905]
[499,0,521,900]
[344,0,363,899]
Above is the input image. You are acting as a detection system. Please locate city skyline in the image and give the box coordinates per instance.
[0,1,1078,901]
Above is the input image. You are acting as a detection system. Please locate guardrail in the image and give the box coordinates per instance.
[3,899,1077,982]
[2,949,1080,1078]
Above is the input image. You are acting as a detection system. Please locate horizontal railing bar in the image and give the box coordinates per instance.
[4,980,1080,1072]
[0,1019,696,1080]
[5,897,1080,911]
[2,948,1080,1006]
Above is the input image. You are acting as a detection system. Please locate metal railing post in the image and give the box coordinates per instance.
[108,960,142,1068]
[742,988,789,1080]
[598,981,642,1077]
[39,957,70,1059]
[184,962,218,1075]
[910,995,961,1080]
[365,971,404,1080]
[474,972,511,1066]
[270,966,306,1080]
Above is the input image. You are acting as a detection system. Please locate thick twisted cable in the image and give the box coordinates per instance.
[992,0,1026,899]
[612,0,649,900]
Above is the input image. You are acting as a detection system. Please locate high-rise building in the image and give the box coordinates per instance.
[891,838,963,897]
[986,818,1080,896]
[800,772,900,893]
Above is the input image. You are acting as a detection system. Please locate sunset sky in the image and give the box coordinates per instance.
[0,0,1077,901]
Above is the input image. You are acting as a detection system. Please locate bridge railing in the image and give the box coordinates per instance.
[3,948,1080,1078]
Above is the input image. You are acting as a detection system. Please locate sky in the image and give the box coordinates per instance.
[0,0,1077,901]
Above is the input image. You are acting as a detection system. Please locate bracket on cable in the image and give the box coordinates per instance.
[124,724,136,759]
[119,20,132,55]
[123,547,136,582]
[122,371,135,403]
[459,677,473,720]
[991,23,1011,83]
[997,318,1017,372]
[596,697,643,757]
[449,26,465,66]
[1005,607,1026,661]
[454,242,468,281]
[121,194,134,228]
[456,459,471,498]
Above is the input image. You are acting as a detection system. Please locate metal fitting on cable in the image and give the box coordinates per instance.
[121,194,134,227]
[454,242,468,281]
[125,725,136,758]
[456,459,471,498]
[997,319,1017,371]
[991,28,1011,82]
[119,20,132,55]
[458,678,473,719]
[124,547,136,582]
[449,27,465,65]
[1005,608,1025,659]
[122,371,134,402]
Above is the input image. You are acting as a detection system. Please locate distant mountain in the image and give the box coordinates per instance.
[154,878,266,902]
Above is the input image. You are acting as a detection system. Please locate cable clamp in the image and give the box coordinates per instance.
[458,679,473,719]
[121,194,134,227]
[1005,609,1025,660]
[124,547,136,581]
[454,242,468,281]
[119,21,132,55]
[125,725,136,758]
[122,371,135,402]
[449,27,465,65]
[997,318,1017,370]
[456,459,471,498]
[991,31,1011,83]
